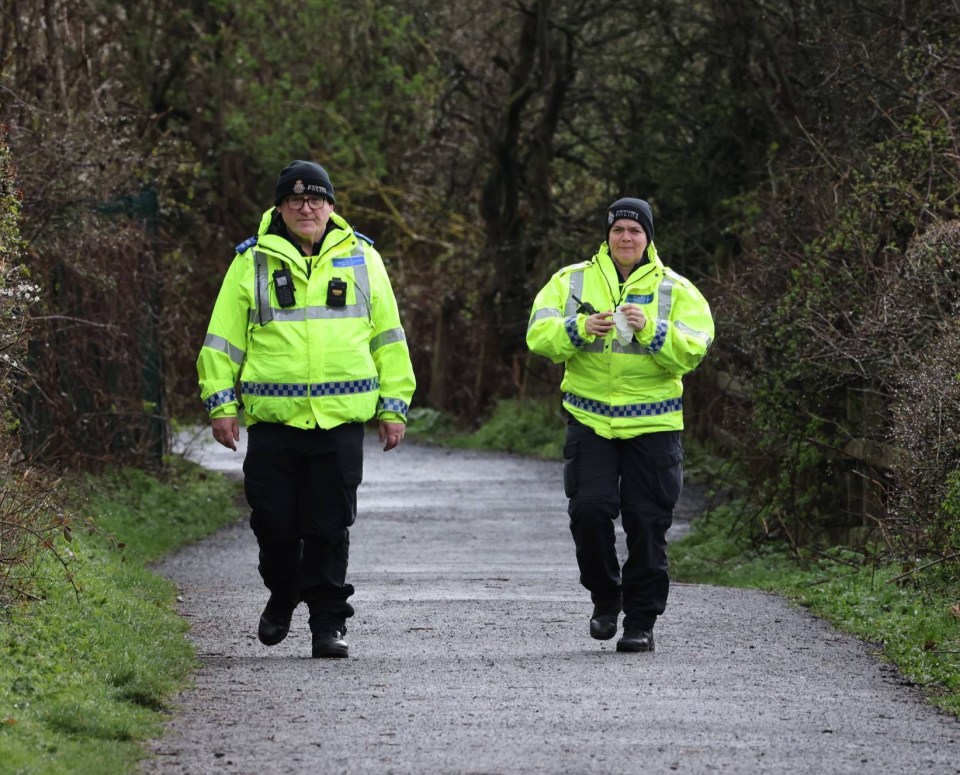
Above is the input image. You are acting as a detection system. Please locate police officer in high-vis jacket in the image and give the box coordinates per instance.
[197,160,416,659]
[526,198,713,653]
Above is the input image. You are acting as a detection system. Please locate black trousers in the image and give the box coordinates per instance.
[563,418,683,632]
[242,422,364,630]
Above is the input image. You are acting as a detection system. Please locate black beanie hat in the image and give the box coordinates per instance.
[274,160,336,205]
[605,197,654,243]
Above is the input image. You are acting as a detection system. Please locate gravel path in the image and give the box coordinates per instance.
[141,429,960,775]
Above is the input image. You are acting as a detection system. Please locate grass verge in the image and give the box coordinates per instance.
[0,456,244,774]
[670,499,960,716]
[406,398,567,459]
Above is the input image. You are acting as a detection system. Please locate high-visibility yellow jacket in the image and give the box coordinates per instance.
[197,208,416,429]
[526,242,713,439]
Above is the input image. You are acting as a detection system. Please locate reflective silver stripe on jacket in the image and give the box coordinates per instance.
[676,320,713,347]
[565,270,585,316]
[255,250,270,323]
[528,308,560,328]
[203,333,245,365]
[370,328,406,352]
[268,305,370,322]
[657,276,675,320]
[249,245,372,324]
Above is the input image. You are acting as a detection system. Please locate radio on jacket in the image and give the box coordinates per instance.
[273,268,295,308]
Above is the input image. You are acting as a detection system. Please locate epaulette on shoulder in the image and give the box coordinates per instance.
[558,260,591,276]
[234,236,258,253]
[663,267,692,286]
[354,231,374,245]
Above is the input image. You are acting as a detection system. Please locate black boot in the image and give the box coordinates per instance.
[312,628,349,659]
[616,629,655,653]
[589,610,619,640]
[258,594,298,646]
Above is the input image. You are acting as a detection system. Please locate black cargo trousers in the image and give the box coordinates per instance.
[563,416,683,633]
[242,421,364,633]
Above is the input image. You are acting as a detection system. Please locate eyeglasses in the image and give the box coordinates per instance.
[284,195,329,210]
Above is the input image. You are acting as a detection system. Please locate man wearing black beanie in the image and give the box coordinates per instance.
[198,160,416,659]
[274,160,336,207]
[527,196,714,653]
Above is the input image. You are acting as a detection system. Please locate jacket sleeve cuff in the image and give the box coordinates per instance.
[635,317,654,346]
[565,315,594,348]
[209,404,238,419]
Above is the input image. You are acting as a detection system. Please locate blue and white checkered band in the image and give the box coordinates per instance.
[241,378,379,398]
[649,320,669,353]
[565,315,587,348]
[378,397,410,415]
[204,388,237,412]
[563,392,682,418]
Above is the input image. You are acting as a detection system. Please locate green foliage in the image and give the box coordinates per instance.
[405,407,457,437]
[670,500,805,588]
[939,470,960,554]
[408,398,567,459]
[182,0,439,208]
[715,38,960,553]
[458,398,566,460]
[85,455,244,563]
[0,132,54,608]
[0,460,243,774]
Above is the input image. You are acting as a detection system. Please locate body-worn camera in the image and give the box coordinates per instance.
[327,277,347,308]
[273,268,295,307]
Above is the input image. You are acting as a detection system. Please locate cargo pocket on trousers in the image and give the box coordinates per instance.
[653,447,684,511]
[338,468,361,527]
[562,441,579,499]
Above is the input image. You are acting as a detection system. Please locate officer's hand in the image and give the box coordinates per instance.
[211,417,240,451]
[379,420,405,452]
[618,303,647,332]
[585,311,615,337]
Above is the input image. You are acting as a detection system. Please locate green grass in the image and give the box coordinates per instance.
[670,500,960,715]
[0,456,243,774]
[407,398,567,459]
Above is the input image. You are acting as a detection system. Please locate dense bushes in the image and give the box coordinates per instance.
[710,14,960,579]
[0,135,65,606]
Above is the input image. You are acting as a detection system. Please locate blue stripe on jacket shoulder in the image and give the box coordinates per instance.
[235,236,258,253]
[354,231,374,245]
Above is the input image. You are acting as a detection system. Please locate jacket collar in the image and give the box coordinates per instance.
[596,241,662,288]
[254,208,355,272]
